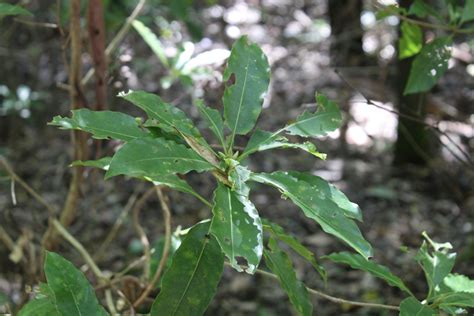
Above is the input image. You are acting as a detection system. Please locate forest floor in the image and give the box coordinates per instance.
[1,1,473,315]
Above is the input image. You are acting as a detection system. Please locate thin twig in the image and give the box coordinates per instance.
[375,4,474,34]
[133,186,172,308]
[225,263,400,311]
[0,156,56,216]
[334,69,473,167]
[81,0,147,86]
[93,187,142,261]
[132,187,155,280]
[52,219,103,279]
[13,18,58,29]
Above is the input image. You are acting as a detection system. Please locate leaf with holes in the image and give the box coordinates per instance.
[250,172,372,259]
[240,129,326,160]
[264,237,312,316]
[325,252,413,296]
[284,94,341,138]
[210,183,263,274]
[223,36,270,139]
[150,221,224,316]
[404,37,452,95]
[416,236,456,298]
[49,109,149,141]
[106,138,214,179]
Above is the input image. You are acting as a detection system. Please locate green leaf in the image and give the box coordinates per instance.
[250,172,372,259]
[461,0,474,23]
[264,238,312,316]
[416,234,457,298]
[195,100,225,147]
[0,3,33,17]
[399,22,423,59]
[440,274,474,294]
[119,90,200,139]
[289,172,362,221]
[376,5,406,20]
[150,221,224,316]
[284,94,342,138]
[44,252,107,316]
[147,174,209,205]
[120,91,219,165]
[325,252,413,296]
[49,109,148,142]
[18,298,60,316]
[210,183,263,274]
[262,219,326,281]
[106,138,214,179]
[223,36,270,138]
[71,157,112,170]
[240,129,327,160]
[432,292,474,309]
[404,37,452,95]
[409,0,443,21]
[150,235,182,285]
[399,297,436,316]
[132,20,169,67]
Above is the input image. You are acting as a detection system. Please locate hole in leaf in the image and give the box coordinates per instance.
[235,256,248,266]
[226,73,236,87]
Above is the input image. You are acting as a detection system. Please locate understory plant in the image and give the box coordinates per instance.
[18,36,474,315]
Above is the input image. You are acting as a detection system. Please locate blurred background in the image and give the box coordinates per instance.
[1,0,473,315]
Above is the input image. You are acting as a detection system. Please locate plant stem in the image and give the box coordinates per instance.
[224,262,400,311]
[81,0,147,86]
[133,186,172,308]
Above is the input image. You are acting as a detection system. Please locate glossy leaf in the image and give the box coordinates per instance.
[404,37,452,95]
[0,3,33,17]
[262,219,326,281]
[432,292,474,309]
[399,297,436,316]
[416,237,456,297]
[132,20,169,67]
[325,252,413,296]
[461,0,474,23]
[50,109,148,142]
[195,100,225,147]
[399,22,422,59]
[250,171,372,259]
[106,138,214,179]
[119,90,201,139]
[148,174,204,202]
[71,157,112,170]
[120,90,218,165]
[284,94,341,138]
[264,237,312,316]
[289,172,362,221]
[210,183,263,274]
[223,36,270,137]
[241,129,327,160]
[44,252,107,316]
[150,221,224,316]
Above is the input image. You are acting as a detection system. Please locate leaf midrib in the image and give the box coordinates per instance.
[171,238,209,316]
